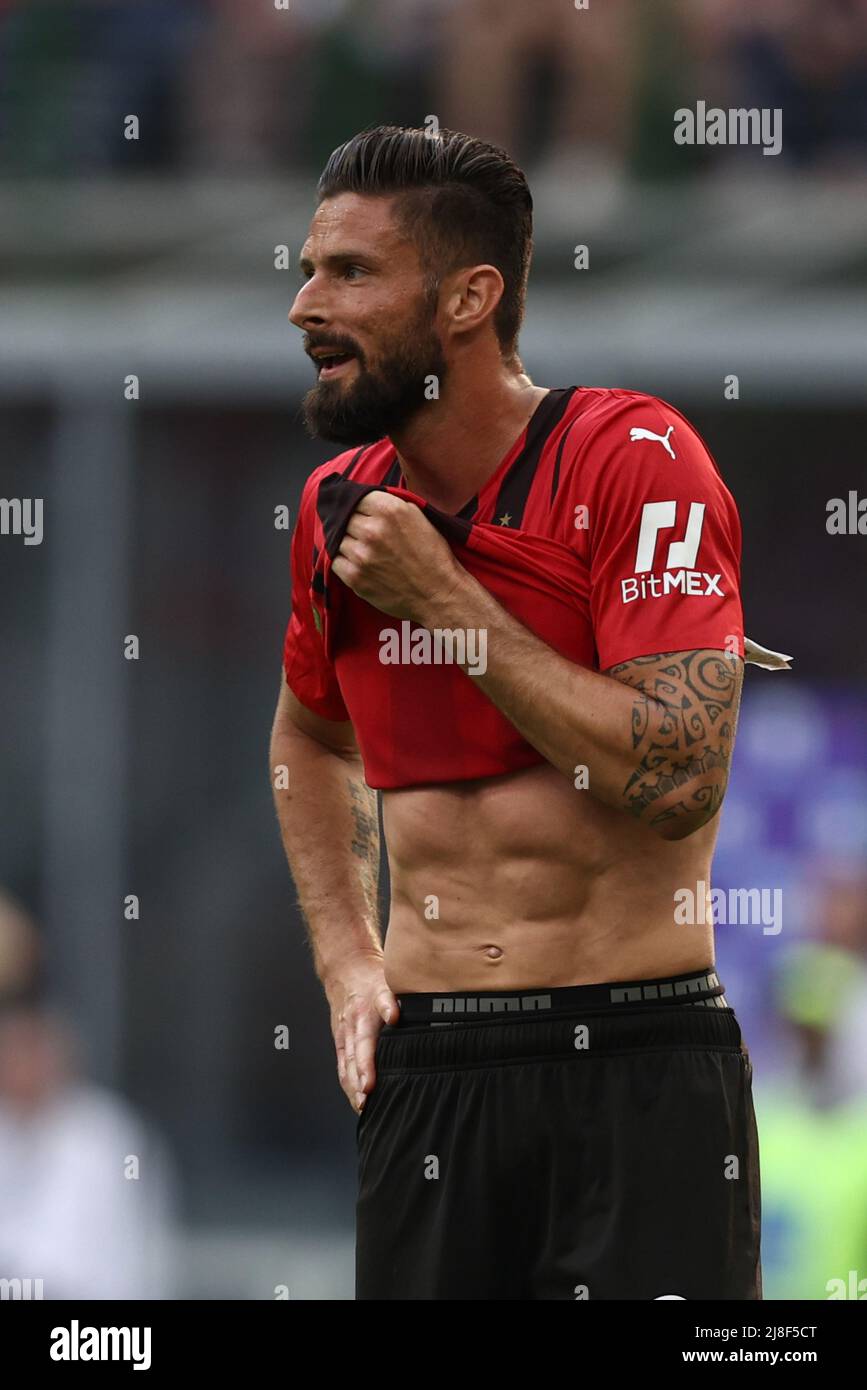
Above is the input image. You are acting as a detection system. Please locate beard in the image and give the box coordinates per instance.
[301,297,448,445]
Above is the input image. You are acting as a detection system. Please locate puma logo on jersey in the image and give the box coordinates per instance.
[629,424,676,459]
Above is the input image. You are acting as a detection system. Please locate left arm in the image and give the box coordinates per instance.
[419,567,741,841]
[331,493,743,842]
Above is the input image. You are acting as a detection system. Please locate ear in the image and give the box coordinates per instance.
[442,264,504,340]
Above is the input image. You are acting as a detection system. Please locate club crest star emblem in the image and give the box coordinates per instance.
[498,513,512,526]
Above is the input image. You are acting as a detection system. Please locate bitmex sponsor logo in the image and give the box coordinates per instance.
[379,621,487,675]
[50,1320,152,1371]
[621,570,723,604]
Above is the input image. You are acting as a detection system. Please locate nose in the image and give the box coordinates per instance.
[289,277,328,332]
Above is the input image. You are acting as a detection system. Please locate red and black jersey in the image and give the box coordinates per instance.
[282,386,745,789]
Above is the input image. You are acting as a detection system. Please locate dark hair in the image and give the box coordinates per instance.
[317,125,533,363]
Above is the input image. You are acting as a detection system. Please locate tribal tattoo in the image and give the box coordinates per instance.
[605,649,743,835]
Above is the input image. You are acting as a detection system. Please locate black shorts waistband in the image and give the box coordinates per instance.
[375,969,739,1072]
[377,999,741,1072]
[393,967,726,1027]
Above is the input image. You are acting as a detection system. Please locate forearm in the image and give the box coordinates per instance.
[418,573,740,839]
[270,726,382,983]
[425,573,640,793]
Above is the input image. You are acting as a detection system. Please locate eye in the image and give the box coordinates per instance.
[343,264,367,280]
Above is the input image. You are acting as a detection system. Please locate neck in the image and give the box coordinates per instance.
[390,353,549,513]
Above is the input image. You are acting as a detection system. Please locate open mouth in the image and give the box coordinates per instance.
[314,352,357,380]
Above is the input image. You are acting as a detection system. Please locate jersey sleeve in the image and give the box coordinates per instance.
[580,398,744,670]
[282,474,350,721]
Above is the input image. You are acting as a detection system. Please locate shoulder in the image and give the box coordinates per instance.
[559,386,729,492]
[563,386,712,455]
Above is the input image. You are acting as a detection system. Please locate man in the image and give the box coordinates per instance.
[271,125,769,1300]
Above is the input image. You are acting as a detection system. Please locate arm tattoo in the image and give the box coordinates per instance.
[347,777,380,907]
[605,649,742,833]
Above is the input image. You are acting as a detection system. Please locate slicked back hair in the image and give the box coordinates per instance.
[317,125,534,365]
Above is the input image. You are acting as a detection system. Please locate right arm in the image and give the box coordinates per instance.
[269,678,399,1114]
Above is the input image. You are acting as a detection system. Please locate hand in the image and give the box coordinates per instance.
[331,491,467,624]
[325,953,399,1115]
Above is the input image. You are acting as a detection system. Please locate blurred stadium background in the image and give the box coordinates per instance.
[1,0,866,1300]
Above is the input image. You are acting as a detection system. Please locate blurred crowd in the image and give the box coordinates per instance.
[0,892,177,1299]
[0,0,866,177]
[751,864,867,1300]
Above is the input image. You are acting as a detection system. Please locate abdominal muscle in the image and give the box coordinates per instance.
[381,761,718,992]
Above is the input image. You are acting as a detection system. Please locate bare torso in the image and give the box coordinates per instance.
[382,761,717,991]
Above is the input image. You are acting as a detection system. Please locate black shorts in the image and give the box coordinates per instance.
[356,967,762,1300]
